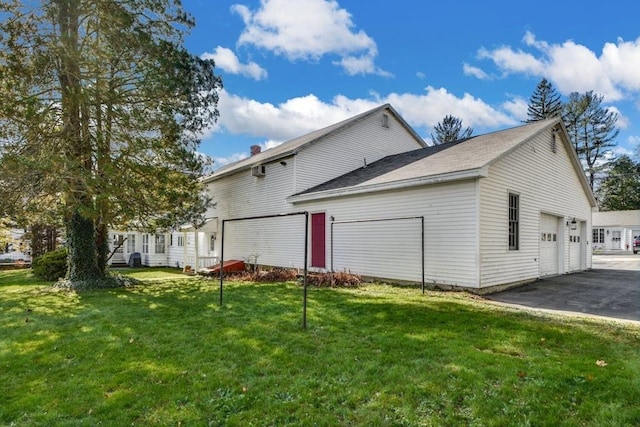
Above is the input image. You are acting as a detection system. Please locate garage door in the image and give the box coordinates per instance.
[540,214,559,276]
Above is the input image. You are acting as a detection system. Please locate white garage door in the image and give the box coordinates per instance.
[540,214,559,276]
[569,221,582,271]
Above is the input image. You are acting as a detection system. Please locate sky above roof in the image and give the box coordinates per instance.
[183,0,640,168]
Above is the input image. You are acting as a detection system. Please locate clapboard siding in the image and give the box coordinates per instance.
[479,128,592,288]
[294,112,423,193]
[295,181,479,288]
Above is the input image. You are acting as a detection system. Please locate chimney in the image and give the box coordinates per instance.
[250,145,261,156]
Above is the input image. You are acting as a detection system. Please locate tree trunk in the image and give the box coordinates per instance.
[96,223,109,277]
[66,210,101,281]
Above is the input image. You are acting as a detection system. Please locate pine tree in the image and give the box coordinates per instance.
[0,0,222,285]
[526,78,563,122]
[596,155,640,211]
[431,115,473,145]
[563,91,619,190]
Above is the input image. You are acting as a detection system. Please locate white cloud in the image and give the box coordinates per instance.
[231,0,388,76]
[416,72,426,80]
[501,96,529,122]
[206,87,519,145]
[473,31,640,102]
[202,46,267,80]
[462,63,490,80]
[385,86,518,130]
[611,145,634,158]
[215,89,378,141]
[213,152,249,168]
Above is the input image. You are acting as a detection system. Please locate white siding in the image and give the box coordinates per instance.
[479,129,593,288]
[295,181,479,288]
[294,113,424,193]
[205,116,423,268]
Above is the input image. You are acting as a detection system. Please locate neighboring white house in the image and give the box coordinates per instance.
[107,227,218,269]
[195,104,596,292]
[591,210,640,252]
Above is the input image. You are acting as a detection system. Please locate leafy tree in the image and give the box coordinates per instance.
[526,78,563,122]
[431,115,473,145]
[596,155,640,211]
[0,0,222,285]
[563,91,619,190]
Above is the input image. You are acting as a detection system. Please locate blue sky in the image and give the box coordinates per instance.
[183,0,640,168]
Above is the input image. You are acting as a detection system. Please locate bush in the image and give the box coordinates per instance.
[307,271,362,288]
[32,248,68,281]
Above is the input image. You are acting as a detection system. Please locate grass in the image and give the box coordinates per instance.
[1,269,639,426]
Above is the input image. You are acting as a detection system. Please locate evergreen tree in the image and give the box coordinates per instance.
[526,78,563,122]
[563,91,619,190]
[0,0,222,285]
[431,115,473,145]
[596,155,640,211]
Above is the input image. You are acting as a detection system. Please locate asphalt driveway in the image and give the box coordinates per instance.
[486,254,640,322]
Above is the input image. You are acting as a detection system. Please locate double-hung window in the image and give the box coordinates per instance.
[142,235,149,254]
[592,228,604,244]
[127,234,136,253]
[155,234,165,254]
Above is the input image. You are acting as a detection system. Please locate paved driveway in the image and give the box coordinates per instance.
[486,254,640,322]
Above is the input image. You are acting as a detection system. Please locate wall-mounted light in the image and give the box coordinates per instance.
[606,229,609,235]
[330,216,335,222]
[211,232,217,241]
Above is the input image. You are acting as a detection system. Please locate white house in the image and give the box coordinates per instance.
[196,104,596,292]
[591,210,640,252]
[107,227,217,269]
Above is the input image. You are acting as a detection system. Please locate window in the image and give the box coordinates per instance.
[155,234,165,254]
[177,235,184,247]
[592,228,605,244]
[508,193,519,250]
[127,234,136,253]
[142,234,149,254]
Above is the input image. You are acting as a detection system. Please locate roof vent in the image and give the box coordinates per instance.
[381,113,389,128]
[251,164,266,177]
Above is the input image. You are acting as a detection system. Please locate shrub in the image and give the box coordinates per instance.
[32,248,68,281]
[306,271,362,288]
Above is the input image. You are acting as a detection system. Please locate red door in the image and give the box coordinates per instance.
[311,213,326,268]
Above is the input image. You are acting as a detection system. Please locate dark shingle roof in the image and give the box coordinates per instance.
[296,139,466,195]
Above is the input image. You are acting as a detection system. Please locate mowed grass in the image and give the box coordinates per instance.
[1,269,639,426]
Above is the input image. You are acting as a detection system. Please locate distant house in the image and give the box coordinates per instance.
[195,104,596,292]
[107,227,217,269]
[591,210,640,252]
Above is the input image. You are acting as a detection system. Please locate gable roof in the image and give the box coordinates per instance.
[289,118,597,207]
[203,103,426,183]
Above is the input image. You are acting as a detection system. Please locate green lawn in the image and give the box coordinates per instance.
[1,269,639,426]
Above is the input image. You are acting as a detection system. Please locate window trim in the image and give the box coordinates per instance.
[508,192,520,251]
[592,227,605,244]
[154,234,166,254]
[142,234,149,254]
[127,234,136,253]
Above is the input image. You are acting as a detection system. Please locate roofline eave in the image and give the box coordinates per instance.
[287,167,488,204]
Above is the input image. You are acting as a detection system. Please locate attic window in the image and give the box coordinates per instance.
[381,113,389,128]
[551,130,558,153]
